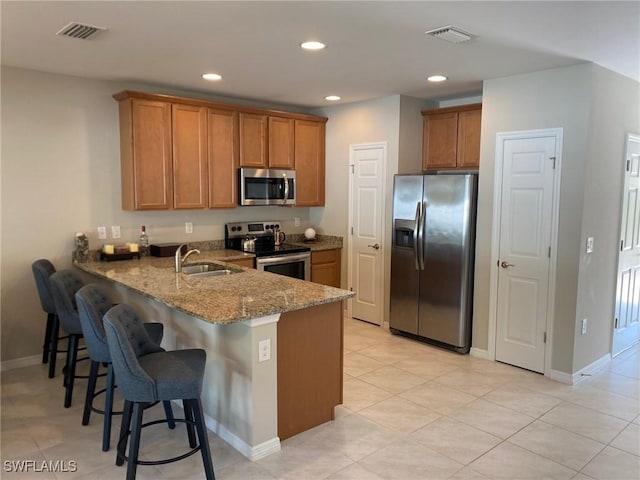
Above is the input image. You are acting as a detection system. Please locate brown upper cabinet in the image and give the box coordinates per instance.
[295,119,326,206]
[238,114,295,169]
[114,90,326,210]
[422,103,482,171]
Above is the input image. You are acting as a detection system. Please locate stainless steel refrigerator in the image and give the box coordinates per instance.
[390,173,477,353]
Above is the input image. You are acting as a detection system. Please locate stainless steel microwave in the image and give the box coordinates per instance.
[238,168,296,206]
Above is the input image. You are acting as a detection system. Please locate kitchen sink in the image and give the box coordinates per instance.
[182,262,243,277]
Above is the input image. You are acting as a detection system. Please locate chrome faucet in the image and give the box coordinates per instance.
[175,243,201,273]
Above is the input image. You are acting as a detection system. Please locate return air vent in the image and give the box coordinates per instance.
[425,25,472,43]
[56,22,106,40]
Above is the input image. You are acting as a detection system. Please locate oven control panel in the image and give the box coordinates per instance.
[226,221,281,238]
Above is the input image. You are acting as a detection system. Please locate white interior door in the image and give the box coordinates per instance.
[349,143,386,325]
[614,134,640,356]
[495,133,559,373]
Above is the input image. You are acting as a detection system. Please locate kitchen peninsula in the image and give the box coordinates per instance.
[75,252,353,460]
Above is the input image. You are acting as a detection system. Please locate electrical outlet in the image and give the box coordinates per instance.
[294,217,300,227]
[581,318,588,335]
[97,226,107,240]
[185,222,193,234]
[111,226,121,239]
[586,236,594,254]
[258,339,271,362]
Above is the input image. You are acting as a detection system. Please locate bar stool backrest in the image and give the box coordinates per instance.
[32,259,57,315]
[103,304,164,402]
[50,270,84,335]
[76,284,114,363]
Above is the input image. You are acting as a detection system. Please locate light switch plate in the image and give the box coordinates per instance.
[111,226,121,239]
[586,236,594,254]
[294,217,300,227]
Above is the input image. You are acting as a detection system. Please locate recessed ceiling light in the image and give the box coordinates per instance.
[427,75,448,82]
[325,95,341,101]
[301,41,326,51]
[202,73,223,81]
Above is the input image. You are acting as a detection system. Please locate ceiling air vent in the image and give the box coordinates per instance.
[425,26,472,44]
[56,22,106,40]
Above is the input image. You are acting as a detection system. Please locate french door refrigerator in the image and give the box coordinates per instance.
[390,173,477,353]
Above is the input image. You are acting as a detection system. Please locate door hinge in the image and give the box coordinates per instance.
[350,164,355,174]
[614,317,619,329]
[548,246,551,258]
[351,226,354,235]
[627,159,631,172]
[621,239,624,251]
[550,156,556,169]
[543,331,547,343]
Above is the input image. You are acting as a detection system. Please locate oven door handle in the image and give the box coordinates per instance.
[256,252,310,265]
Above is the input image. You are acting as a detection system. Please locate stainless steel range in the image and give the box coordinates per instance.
[225,221,311,281]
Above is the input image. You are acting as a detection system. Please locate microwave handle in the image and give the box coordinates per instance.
[282,172,289,206]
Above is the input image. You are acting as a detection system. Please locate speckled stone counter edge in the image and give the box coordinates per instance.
[75,250,353,326]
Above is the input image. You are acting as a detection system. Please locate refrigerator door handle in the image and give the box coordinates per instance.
[413,202,421,270]
[419,201,426,270]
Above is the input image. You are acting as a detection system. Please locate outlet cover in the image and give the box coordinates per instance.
[111,226,121,239]
[97,226,107,240]
[185,222,193,234]
[586,236,594,254]
[258,339,271,362]
[294,217,300,227]
[581,318,588,335]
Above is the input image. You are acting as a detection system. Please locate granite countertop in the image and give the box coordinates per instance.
[75,251,353,326]
[285,234,343,251]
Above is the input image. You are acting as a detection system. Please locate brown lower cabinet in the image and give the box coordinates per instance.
[277,301,343,440]
[311,249,341,288]
[225,257,254,268]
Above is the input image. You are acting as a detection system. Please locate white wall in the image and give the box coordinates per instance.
[0,67,313,362]
[573,66,640,370]
[477,63,640,374]
[311,95,429,323]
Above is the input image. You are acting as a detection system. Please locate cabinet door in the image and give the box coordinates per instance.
[208,108,238,208]
[311,249,341,287]
[422,112,458,170]
[268,116,295,168]
[239,112,268,168]
[172,104,208,209]
[295,120,325,206]
[456,109,482,169]
[129,99,173,209]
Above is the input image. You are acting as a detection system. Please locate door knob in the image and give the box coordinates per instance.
[367,243,381,250]
[500,261,515,269]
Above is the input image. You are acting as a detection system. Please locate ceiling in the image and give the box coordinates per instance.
[2,1,638,108]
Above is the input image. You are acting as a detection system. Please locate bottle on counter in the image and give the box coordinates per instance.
[139,225,149,256]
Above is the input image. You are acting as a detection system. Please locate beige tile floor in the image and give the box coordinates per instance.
[2,318,639,479]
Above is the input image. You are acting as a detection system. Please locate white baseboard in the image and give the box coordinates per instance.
[171,399,281,461]
[549,353,611,385]
[1,354,42,372]
[469,347,490,360]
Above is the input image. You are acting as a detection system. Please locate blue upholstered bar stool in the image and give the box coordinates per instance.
[50,269,87,407]
[104,304,215,480]
[31,259,68,378]
[75,284,175,451]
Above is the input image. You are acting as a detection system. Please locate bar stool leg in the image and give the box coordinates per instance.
[64,334,79,408]
[126,402,144,480]
[102,364,116,452]
[183,400,197,448]
[162,401,176,429]
[190,398,216,480]
[82,360,100,425]
[48,315,60,379]
[117,400,133,467]
[42,313,54,364]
